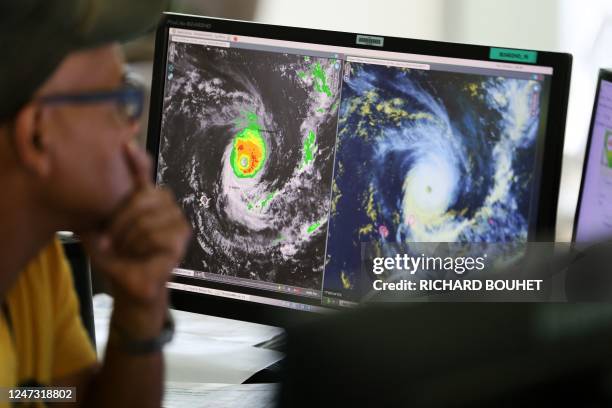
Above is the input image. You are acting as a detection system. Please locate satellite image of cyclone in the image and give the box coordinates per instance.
[157,42,341,290]
[324,62,545,298]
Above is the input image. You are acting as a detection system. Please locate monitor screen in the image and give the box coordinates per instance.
[574,76,612,243]
[150,16,568,313]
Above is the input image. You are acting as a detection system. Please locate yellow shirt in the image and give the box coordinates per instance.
[0,238,97,398]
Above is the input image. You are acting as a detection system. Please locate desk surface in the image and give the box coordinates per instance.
[93,294,285,384]
[164,382,278,408]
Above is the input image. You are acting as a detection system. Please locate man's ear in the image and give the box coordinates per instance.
[12,104,52,178]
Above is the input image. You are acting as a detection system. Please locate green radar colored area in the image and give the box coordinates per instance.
[297,61,333,98]
[230,112,267,178]
[307,221,322,234]
[302,130,318,167]
[312,62,333,97]
[259,191,276,207]
[248,191,278,212]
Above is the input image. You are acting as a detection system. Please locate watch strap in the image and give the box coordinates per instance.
[110,309,175,355]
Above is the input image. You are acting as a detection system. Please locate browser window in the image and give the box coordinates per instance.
[157,27,555,308]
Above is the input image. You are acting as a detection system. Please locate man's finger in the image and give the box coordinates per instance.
[108,190,162,241]
[116,213,190,258]
[123,213,190,256]
[114,205,185,253]
[124,142,153,190]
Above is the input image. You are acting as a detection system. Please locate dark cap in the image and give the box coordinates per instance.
[0,0,167,121]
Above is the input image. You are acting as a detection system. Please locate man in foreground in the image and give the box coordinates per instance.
[0,1,191,406]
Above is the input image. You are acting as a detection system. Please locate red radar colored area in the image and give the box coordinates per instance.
[231,127,267,178]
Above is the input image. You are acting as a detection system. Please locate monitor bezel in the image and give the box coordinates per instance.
[147,13,573,327]
[572,69,612,243]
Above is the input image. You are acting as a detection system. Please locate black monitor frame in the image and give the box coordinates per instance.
[147,13,573,327]
[572,69,612,243]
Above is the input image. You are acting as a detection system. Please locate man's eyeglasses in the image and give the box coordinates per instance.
[37,74,145,123]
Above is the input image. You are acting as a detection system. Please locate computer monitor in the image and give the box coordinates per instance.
[573,69,612,244]
[147,13,572,326]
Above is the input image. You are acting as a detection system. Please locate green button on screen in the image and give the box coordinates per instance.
[490,47,538,64]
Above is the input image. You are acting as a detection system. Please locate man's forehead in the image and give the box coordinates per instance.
[38,44,125,96]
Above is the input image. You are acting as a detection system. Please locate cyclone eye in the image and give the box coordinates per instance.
[230,127,267,178]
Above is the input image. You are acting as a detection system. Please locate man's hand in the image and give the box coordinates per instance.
[71,144,190,408]
[83,143,191,338]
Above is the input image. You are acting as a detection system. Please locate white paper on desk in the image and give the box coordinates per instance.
[167,307,283,346]
[163,382,279,408]
[93,294,285,384]
[164,337,284,383]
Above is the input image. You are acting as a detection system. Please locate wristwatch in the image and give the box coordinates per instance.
[110,309,175,355]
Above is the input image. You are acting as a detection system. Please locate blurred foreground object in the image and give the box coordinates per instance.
[281,302,612,407]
